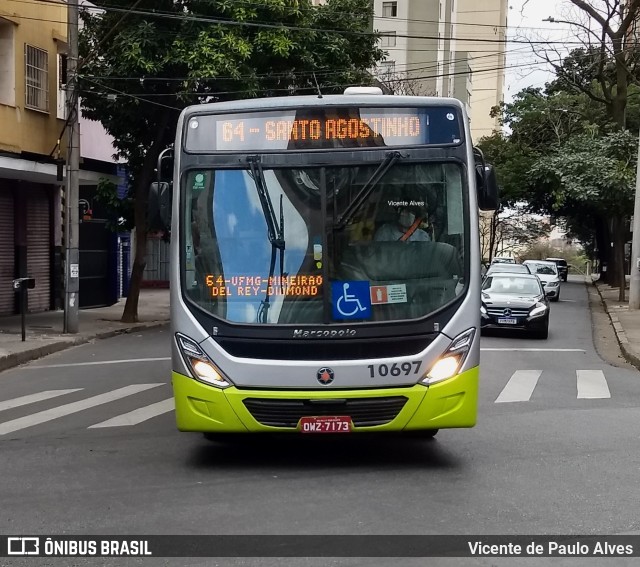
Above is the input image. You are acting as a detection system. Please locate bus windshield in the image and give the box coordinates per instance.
[182,161,466,324]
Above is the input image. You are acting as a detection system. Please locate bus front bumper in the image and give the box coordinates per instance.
[172,366,478,434]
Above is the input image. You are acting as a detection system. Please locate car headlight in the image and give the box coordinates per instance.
[529,302,548,318]
[547,281,559,287]
[176,333,231,388]
[480,304,488,316]
[422,328,475,385]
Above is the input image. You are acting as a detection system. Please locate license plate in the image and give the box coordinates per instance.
[497,317,518,325]
[299,416,352,433]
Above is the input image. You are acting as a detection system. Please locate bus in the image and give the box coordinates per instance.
[153,87,498,439]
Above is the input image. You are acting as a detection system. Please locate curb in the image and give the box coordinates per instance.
[588,278,640,371]
[0,321,169,373]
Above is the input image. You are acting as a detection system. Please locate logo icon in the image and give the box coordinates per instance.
[317,367,335,385]
[8,537,39,555]
[331,281,371,320]
[503,308,512,317]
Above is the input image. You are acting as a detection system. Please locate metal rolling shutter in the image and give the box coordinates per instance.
[27,189,51,312]
[0,192,15,315]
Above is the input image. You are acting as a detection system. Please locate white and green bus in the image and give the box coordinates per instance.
[153,87,497,439]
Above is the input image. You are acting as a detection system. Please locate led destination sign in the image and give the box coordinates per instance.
[185,106,462,151]
[206,275,323,298]
[221,116,422,144]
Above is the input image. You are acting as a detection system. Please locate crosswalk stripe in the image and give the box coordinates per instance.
[0,384,164,436]
[25,357,171,370]
[577,370,611,399]
[0,390,82,413]
[495,370,542,403]
[88,398,175,428]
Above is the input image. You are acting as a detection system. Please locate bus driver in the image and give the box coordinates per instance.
[374,206,431,242]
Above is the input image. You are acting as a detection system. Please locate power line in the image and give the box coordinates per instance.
[78,46,531,84]
[7,0,572,32]
[3,0,608,46]
[81,58,557,103]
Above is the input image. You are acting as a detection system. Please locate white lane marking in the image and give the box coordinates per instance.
[0,384,164,436]
[88,398,175,428]
[495,370,542,403]
[24,357,171,369]
[0,390,82,413]
[577,370,611,399]
[482,348,585,352]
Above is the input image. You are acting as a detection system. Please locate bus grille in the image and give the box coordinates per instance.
[243,396,408,428]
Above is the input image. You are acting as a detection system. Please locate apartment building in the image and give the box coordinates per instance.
[0,0,121,315]
[0,0,70,315]
[372,1,472,109]
[456,0,508,140]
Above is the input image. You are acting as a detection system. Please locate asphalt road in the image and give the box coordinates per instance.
[1,276,639,567]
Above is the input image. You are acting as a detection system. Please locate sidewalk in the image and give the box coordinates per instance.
[0,289,170,372]
[589,275,640,371]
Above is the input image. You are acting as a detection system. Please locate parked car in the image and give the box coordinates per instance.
[546,257,569,281]
[480,273,550,339]
[485,263,532,277]
[491,257,516,265]
[522,260,561,301]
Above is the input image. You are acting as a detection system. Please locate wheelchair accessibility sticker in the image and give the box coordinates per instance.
[332,281,372,320]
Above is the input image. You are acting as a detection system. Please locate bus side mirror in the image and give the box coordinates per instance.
[149,182,172,232]
[477,163,499,211]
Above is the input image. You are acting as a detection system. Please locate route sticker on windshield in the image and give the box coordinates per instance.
[370,284,407,305]
[332,281,371,320]
[192,172,206,192]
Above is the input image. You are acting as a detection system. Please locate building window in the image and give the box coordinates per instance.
[57,52,67,119]
[25,44,48,111]
[380,32,397,47]
[0,19,16,106]
[382,2,397,17]
[379,60,396,76]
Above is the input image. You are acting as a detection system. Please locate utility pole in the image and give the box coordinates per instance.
[64,0,80,333]
[630,131,640,309]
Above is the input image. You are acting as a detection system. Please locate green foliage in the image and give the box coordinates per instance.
[529,130,636,217]
[94,179,134,232]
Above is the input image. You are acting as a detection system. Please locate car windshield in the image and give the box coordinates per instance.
[182,162,466,324]
[492,258,514,264]
[528,263,557,275]
[482,276,541,295]
[487,264,529,274]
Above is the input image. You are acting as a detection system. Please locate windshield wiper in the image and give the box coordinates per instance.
[247,156,286,323]
[335,150,404,230]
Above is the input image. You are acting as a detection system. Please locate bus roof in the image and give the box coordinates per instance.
[181,94,466,117]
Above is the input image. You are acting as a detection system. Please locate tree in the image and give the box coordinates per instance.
[482,82,639,291]
[531,0,640,295]
[479,207,551,263]
[79,0,384,322]
[375,67,436,96]
[529,130,636,292]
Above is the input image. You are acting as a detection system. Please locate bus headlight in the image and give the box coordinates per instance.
[422,328,475,385]
[176,333,231,388]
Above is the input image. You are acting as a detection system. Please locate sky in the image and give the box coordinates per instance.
[504,0,576,103]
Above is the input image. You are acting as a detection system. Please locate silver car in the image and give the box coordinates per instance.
[522,260,561,302]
